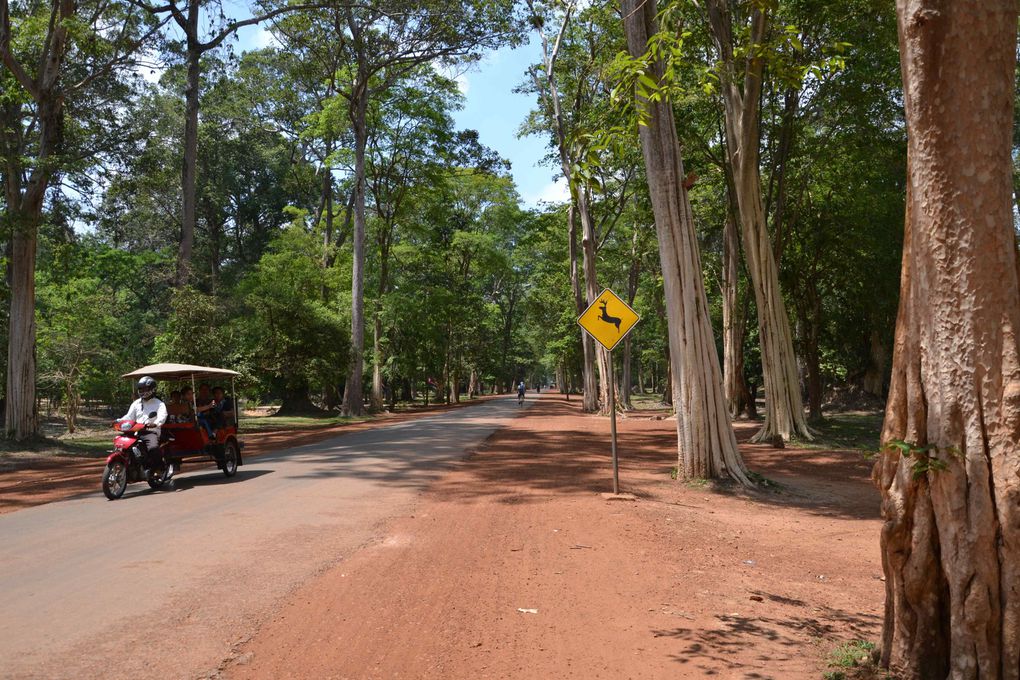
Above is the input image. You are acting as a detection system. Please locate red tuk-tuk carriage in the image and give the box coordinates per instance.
[102,363,244,499]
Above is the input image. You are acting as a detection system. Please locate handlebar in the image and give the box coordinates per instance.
[112,419,155,432]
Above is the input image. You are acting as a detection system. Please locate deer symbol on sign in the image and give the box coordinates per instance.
[598,298,622,333]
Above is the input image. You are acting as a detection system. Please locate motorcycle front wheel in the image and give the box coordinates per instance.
[102,460,128,500]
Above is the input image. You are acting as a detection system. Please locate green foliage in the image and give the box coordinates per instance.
[883,440,963,480]
[4,0,909,439]
[234,224,348,400]
[33,235,174,427]
[153,288,231,368]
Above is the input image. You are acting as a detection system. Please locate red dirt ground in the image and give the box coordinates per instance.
[0,397,500,515]
[224,394,883,680]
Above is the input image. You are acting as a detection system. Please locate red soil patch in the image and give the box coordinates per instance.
[0,396,499,516]
[226,394,882,680]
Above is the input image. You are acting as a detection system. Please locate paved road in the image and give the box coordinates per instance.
[0,396,533,679]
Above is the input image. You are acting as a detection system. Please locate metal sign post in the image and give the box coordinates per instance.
[608,350,619,494]
[577,288,639,495]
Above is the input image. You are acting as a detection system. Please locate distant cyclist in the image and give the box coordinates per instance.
[517,380,526,406]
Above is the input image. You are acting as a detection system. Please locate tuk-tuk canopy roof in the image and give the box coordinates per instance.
[123,363,241,381]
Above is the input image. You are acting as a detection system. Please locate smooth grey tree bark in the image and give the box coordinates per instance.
[622,0,753,485]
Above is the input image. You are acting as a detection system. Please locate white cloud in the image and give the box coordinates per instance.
[432,61,471,95]
[528,176,570,206]
[250,25,279,49]
[132,49,166,84]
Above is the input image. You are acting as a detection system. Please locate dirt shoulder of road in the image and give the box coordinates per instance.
[225,393,883,680]
[0,396,501,516]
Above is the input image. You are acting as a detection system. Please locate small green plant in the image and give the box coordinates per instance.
[829,640,875,668]
[883,440,962,480]
[667,469,711,488]
[747,470,778,489]
[824,639,881,680]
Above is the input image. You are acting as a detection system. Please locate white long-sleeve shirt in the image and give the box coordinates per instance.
[121,397,168,435]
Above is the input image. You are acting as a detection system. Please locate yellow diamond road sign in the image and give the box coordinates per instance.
[578,288,640,352]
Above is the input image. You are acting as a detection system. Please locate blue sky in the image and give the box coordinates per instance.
[447,43,569,208]
[233,23,567,209]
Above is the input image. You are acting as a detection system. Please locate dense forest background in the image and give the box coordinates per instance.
[0,0,992,433]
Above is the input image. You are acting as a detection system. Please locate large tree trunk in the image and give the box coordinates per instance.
[341,90,368,417]
[276,382,319,416]
[569,205,598,412]
[177,23,201,287]
[370,313,384,411]
[319,157,335,301]
[1,0,71,439]
[800,283,823,423]
[705,0,811,442]
[875,2,1020,677]
[534,14,600,414]
[863,328,890,397]
[623,0,752,486]
[370,224,391,412]
[5,208,39,440]
[577,188,612,415]
[468,368,478,398]
[619,227,641,411]
[721,212,749,418]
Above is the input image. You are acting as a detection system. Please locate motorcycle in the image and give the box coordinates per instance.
[101,414,175,500]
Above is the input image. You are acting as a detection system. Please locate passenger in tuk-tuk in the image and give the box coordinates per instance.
[211,386,235,430]
[195,383,216,437]
[180,386,197,423]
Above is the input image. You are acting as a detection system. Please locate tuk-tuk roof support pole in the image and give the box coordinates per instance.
[191,374,198,419]
[231,376,237,428]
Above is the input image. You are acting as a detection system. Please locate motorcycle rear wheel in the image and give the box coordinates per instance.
[222,441,239,478]
[146,463,173,490]
[102,461,128,500]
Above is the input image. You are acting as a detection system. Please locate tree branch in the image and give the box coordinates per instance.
[0,0,39,98]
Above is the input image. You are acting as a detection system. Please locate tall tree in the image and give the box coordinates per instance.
[874,1,1020,676]
[364,70,461,411]
[319,0,518,417]
[1,0,163,439]
[527,0,604,413]
[129,0,317,286]
[703,0,811,441]
[621,0,752,485]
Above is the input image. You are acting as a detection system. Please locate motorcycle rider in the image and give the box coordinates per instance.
[120,376,168,469]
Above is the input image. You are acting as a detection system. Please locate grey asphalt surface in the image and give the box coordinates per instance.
[0,396,533,679]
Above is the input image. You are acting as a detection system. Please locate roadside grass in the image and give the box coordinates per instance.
[241,394,495,432]
[823,639,884,680]
[240,414,370,433]
[0,436,111,472]
[629,392,671,411]
[797,412,883,453]
[0,437,110,456]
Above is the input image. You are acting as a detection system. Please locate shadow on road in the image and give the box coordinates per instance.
[117,468,275,499]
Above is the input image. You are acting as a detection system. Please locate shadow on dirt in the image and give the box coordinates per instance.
[418,399,879,521]
[653,600,881,678]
